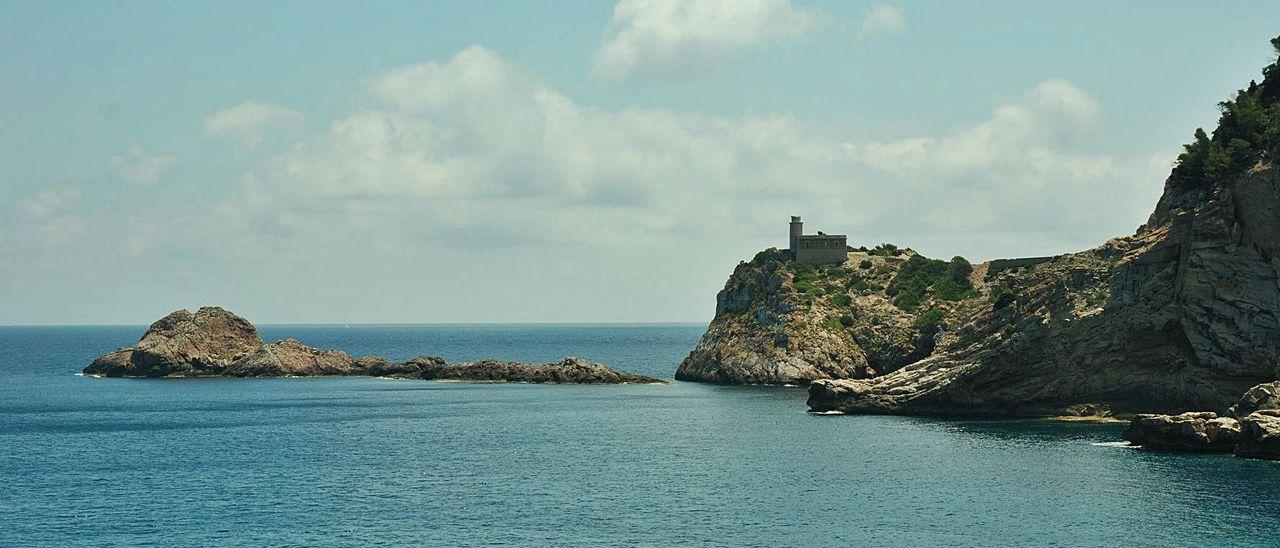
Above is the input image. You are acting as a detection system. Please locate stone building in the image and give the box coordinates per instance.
[789,216,847,265]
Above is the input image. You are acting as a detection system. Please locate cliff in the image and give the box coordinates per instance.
[686,37,1280,417]
[85,307,663,384]
[675,247,985,384]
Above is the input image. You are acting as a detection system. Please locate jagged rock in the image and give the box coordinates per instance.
[1230,381,1280,418]
[1236,410,1280,460]
[676,249,941,385]
[222,339,360,377]
[411,357,664,384]
[85,308,662,384]
[84,307,263,377]
[1123,412,1241,452]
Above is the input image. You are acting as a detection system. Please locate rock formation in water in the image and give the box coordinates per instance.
[1123,381,1280,460]
[681,37,1280,419]
[84,307,662,384]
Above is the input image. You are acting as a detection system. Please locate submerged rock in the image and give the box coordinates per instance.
[1123,412,1241,452]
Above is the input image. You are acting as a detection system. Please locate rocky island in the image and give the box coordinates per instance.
[85,307,663,385]
[678,36,1280,459]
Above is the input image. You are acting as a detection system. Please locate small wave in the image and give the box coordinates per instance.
[812,410,845,415]
[1091,441,1138,449]
[75,373,103,378]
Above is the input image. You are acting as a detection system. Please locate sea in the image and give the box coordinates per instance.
[2,324,1279,547]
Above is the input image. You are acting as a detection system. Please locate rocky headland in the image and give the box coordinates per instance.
[679,36,1280,431]
[85,307,663,385]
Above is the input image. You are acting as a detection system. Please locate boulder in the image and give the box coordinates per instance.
[1230,381,1280,418]
[1123,412,1241,452]
[1236,410,1280,460]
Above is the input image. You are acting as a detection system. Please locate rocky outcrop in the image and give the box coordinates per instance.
[676,248,975,385]
[1237,410,1280,460]
[1123,412,1241,452]
[1230,381,1280,418]
[85,307,266,377]
[223,339,362,377]
[85,308,663,384]
[406,357,663,384]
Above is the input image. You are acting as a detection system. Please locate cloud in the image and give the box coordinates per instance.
[857,5,905,42]
[220,46,1157,265]
[592,0,824,81]
[109,146,175,185]
[19,188,81,220]
[203,101,303,147]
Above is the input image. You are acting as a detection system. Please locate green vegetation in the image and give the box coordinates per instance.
[912,308,946,335]
[830,293,852,308]
[868,243,902,257]
[1002,323,1018,337]
[838,314,854,328]
[989,285,1017,310]
[1172,36,1280,190]
[858,259,873,269]
[887,255,978,311]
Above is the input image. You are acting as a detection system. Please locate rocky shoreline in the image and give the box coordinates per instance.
[85,307,664,385]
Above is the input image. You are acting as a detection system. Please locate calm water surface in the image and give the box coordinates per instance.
[2,324,1279,547]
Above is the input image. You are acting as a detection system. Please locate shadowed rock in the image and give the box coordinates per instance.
[1236,410,1280,460]
[1123,412,1241,452]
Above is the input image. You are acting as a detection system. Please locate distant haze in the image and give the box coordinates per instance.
[2,1,1279,325]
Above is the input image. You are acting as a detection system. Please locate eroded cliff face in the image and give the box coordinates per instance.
[675,248,984,385]
[807,164,1280,416]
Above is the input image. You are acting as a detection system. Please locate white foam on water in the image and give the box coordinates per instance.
[1091,441,1138,449]
[812,410,845,416]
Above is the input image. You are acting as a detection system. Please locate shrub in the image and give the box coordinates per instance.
[830,293,852,308]
[912,308,945,335]
[869,243,901,257]
[858,259,873,269]
[839,314,854,327]
[990,285,1017,310]
[887,254,978,311]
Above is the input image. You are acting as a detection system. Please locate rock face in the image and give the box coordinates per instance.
[85,307,266,377]
[676,248,976,385]
[1237,411,1280,460]
[84,307,662,384]
[806,163,1280,417]
[1123,412,1242,452]
[1230,381,1280,418]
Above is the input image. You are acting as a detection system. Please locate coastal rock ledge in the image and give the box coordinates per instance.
[84,307,663,385]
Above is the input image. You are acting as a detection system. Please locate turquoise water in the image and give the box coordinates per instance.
[3,324,1279,547]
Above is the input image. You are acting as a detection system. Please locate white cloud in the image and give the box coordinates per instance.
[19,188,81,220]
[221,46,1156,265]
[857,5,905,42]
[203,101,303,147]
[592,0,825,81]
[110,146,175,185]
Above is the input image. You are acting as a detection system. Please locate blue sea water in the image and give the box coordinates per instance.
[2,324,1280,547]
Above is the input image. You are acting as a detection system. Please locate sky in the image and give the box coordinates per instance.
[2,1,1279,325]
